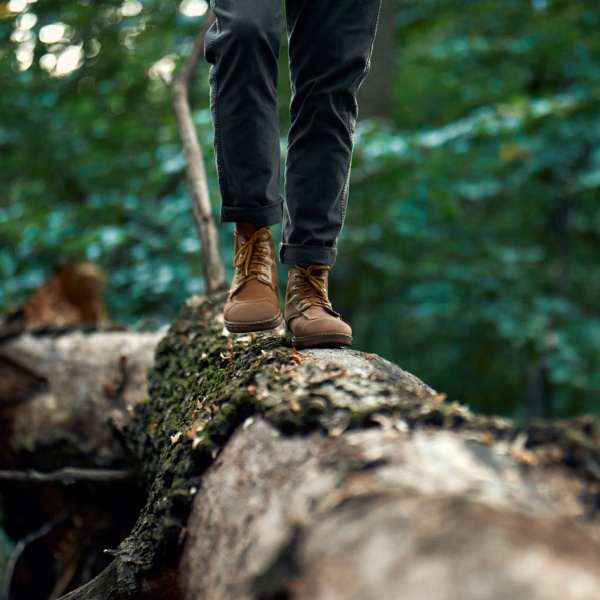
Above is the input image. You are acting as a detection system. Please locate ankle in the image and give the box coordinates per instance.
[291,264,329,270]
[235,222,266,239]
[289,265,330,279]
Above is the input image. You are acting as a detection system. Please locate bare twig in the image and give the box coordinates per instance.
[168,11,227,294]
[0,467,133,484]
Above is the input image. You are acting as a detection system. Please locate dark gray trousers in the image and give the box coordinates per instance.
[205,0,381,266]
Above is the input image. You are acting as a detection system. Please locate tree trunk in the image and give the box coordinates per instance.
[0,328,163,599]
[2,296,600,600]
[166,12,227,295]
[0,329,163,466]
[181,418,600,600]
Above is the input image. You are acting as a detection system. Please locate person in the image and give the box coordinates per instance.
[204,0,381,348]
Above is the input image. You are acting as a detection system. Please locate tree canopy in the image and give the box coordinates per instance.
[1,0,599,419]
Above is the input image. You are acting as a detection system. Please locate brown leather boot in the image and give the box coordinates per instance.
[223,225,283,333]
[284,265,352,349]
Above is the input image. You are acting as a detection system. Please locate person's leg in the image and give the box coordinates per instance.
[281,0,382,267]
[205,0,285,226]
[281,0,381,348]
[205,0,285,332]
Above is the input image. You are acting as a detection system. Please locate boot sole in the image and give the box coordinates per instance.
[225,312,284,334]
[285,330,352,349]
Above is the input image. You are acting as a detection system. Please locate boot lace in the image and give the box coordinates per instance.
[292,265,333,310]
[233,227,271,284]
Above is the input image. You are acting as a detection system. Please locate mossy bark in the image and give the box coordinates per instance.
[59,293,600,599]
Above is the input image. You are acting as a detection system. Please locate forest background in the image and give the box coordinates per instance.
[2,0,600,424]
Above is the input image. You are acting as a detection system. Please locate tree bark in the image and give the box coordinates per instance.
[182,418,600,600]
[2,296,600,599]
[0,329,163,466]
[0,328,163,599]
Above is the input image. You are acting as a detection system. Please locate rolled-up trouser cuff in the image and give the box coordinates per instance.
[220,196,283,227]
[279,243,336,268]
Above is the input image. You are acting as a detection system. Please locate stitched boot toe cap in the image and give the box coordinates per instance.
[287,313,352,345]
[224,298,283,329]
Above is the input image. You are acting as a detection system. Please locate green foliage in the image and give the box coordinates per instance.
[1,0,599,418]
[337,0,600,418]
[1,0,215,321]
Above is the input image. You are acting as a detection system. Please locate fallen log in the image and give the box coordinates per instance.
[60,294,600,600]
[0,327,163,598]
[3,294,600,599]
[0,328,163,467]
